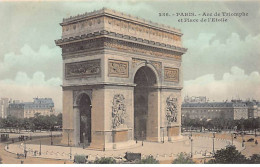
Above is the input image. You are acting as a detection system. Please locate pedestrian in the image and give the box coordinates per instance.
[255,140,258,145]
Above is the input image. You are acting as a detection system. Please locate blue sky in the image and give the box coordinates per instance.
[0,0,259,111]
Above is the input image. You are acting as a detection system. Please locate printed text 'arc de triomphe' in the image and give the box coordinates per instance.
[55,8,187,150]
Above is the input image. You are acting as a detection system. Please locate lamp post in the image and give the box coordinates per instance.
[212,132,216,156]
[83,132,85,149]
[69,140,72,159]
[231,133,233,145]
[142,131,144,146]
[50,131,53,145]
[241,132,245,147]
[24,140,27,159]
[68,132,70,146]
[189,132,193,158]
[162,128,165,143]
[39,140,41,156]
[103,131,106,151]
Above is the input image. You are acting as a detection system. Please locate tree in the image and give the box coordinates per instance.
[4,116,18,132]
[172,152,195,164]
[22,118,33,131]
[210,145,248,164]
[140,155,159,164]
[93,157,116,164]
[0,118,4,128]
[0,156,2,164]
[248,154,260,164]
[74,155,87,164]
[56,113,62,128]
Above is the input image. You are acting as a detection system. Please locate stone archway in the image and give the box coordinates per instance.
[134,66,160,141]
[77,93,92,145]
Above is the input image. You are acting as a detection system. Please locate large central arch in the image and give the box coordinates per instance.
[134,66,160,141]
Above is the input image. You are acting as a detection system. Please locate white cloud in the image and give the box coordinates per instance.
[183,66,260,101]
[0,72,62,112]
[183,33,260,80]
[0,44,62,79]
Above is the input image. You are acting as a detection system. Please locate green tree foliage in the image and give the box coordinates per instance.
[207,146,260,164]
[93,157,116,164]
[140,155,159,164]
[172,152,195,164]
[248,154,260,164]
[0,114,62,132]
[209,145,248,164]
[182,117,260,131]
[74,155,87,164]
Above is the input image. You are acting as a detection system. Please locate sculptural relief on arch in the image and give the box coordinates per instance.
[55,8,187,150]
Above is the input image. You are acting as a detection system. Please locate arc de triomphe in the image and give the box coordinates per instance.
[55,8,187,150]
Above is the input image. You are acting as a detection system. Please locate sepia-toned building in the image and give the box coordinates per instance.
[7,98,55,118]
[245,100,260,119]
[55,8,187,150]
[0,98,9,118]
[181,99,260,120]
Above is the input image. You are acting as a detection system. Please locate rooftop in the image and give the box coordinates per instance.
[182,102,247,108]
[8,98,54,109]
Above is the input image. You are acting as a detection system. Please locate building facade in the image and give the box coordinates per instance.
[7,98,55,118]
[246,100,260,119]
[0,98,9,118]
[55,8,187,150]
[182,99,259,120]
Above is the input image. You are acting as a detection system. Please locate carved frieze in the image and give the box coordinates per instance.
[104,39,182,60]
[166,96,178,124]
[62,39,104,54]
[65,59,101,79]
[108,59,129,78]
[151,61,162,75]
[164,67,179,82]
[112,94,126,129]
[60,37,182,60]
[132,58,145,68]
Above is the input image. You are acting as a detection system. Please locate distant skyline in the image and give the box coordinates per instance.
[0,0,259,111]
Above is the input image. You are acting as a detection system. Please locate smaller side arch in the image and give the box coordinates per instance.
[73,90,92,107]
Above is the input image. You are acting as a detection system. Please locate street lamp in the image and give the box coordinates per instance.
[50,131,53,145]
[231,133,233,145]
[24,140,27,159]
[212,132,216,156]
[103,131,106,151]
[39,140,41,155]
[142,131,144,146]
[162,128,165,143]
[189,132,193,158]
[69,140,72,159]
[241,132,245,147]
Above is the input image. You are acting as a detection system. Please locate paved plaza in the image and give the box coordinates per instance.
[5,135,243,161]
